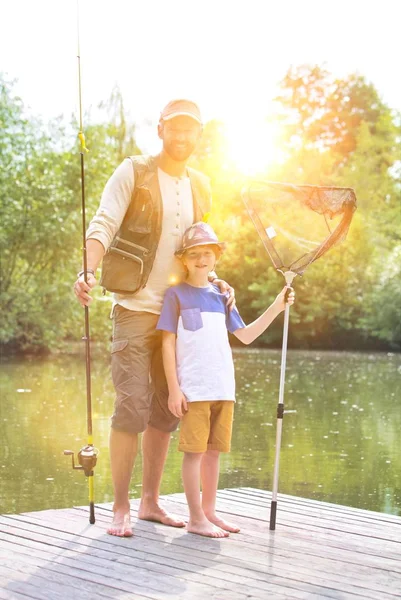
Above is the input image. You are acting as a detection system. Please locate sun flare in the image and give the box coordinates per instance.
[224,120,282,176]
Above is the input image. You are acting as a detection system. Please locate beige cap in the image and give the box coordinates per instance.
[160,99,202,124]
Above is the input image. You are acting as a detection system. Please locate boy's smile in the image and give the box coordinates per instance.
[181,245,218,286]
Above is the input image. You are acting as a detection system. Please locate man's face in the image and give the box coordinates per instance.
[158,116,202,162]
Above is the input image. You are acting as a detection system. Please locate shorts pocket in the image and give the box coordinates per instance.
[181,308,203,332]
[110,339,130,389]
[111,340,128,353]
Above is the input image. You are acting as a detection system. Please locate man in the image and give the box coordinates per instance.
[74,99,234,536]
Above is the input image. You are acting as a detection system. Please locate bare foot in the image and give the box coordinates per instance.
[187,517,229,538]
[205,514,240,533]
[107,511,133,537]
[138,502,186,528]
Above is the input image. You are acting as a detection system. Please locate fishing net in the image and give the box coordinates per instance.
[241,182,357,275]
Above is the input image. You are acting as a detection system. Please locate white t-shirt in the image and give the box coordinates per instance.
[156,283,245,401]
[86,159,194,314]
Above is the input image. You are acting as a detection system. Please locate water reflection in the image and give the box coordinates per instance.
[0,349,400,515]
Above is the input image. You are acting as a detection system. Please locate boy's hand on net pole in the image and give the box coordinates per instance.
[275,286,295,312]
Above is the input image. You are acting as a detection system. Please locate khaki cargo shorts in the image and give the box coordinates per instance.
[110,305,179,434]
[178,400,235,453]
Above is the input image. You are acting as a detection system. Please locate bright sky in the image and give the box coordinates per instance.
[1,0,401,173]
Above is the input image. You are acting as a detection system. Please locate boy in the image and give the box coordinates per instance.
[156,222,295,538]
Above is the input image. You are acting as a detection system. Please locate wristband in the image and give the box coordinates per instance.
[77,268,95,278]
[208,270,218,282]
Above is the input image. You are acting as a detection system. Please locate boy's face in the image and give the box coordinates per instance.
[181,245,218,274]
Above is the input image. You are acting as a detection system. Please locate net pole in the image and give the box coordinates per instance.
[270,271,296,530]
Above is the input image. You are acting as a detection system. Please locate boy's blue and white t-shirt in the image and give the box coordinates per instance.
[157,282,245,402]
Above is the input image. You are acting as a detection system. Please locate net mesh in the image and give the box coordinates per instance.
[241,181,357,275]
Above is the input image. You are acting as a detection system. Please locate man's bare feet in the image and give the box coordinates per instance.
[187,517,229,538]
[138,502,186,528]
[107,511,133,537]
[205,514,240,533]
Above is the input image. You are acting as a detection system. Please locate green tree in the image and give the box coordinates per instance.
[0,75,82,350]
[275,65,390,167]
[0,77,140,352]
[191,65,401,350]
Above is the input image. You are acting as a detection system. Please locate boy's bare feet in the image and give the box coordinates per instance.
[187,517,229,538]
[107,511,133,537]
[205,514,240,533]
[138,501,186,528]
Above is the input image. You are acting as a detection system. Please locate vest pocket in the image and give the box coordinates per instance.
[181,308,203,331]
[128,188,153,234]
[100,247,144,294]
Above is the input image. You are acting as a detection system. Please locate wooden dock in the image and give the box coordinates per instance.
[1,488,400,599]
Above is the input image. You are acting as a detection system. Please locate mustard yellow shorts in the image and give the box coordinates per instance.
[178,400,235,453]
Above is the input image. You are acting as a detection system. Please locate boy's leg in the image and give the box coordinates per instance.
[179,402,228,538]
[202,401,240,533]
[201,449,240,533]
[182,451,228,538]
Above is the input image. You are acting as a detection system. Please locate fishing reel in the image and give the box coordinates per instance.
[64,445,99,477]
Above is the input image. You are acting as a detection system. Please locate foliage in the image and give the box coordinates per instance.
[1,65,400,353]
[192,66,401,350]
[274,65,389,166]
[0,76,135,352]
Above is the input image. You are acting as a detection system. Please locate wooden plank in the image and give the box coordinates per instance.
[166,489,401,532]
[2,511,400,599]
[130,496,401,559]
[7,506,400,582]
[0,552,264,600]
[0,562,127,600]
[0,565,87,600]
[0,551,294,597]
[206,489,401,529]
[0,532,308,600]
[228,488,401,523]
[10,496,400,571]
[217,489,401,529]
[8,500,401,578]
[0,528,340,600]
[161,493,401,545]
[0,585,37,600]
[1,488,400,600]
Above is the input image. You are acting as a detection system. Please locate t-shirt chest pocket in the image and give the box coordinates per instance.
[181,308,203,331]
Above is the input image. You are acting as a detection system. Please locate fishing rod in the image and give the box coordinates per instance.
[64,3,98,525]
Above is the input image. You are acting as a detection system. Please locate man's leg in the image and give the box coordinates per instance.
[138,424,184,526]
[108,307,158,536]
[139,341,185,526]
[107,428,138,537]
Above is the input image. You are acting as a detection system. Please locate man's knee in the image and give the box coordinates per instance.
[111,397,150,434]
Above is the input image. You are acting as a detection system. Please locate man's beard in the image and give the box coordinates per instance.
[164,142,194,162]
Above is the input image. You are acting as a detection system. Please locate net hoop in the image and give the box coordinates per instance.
[242,181,357,275]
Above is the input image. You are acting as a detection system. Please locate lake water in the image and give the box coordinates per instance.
[0,349,400,516]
